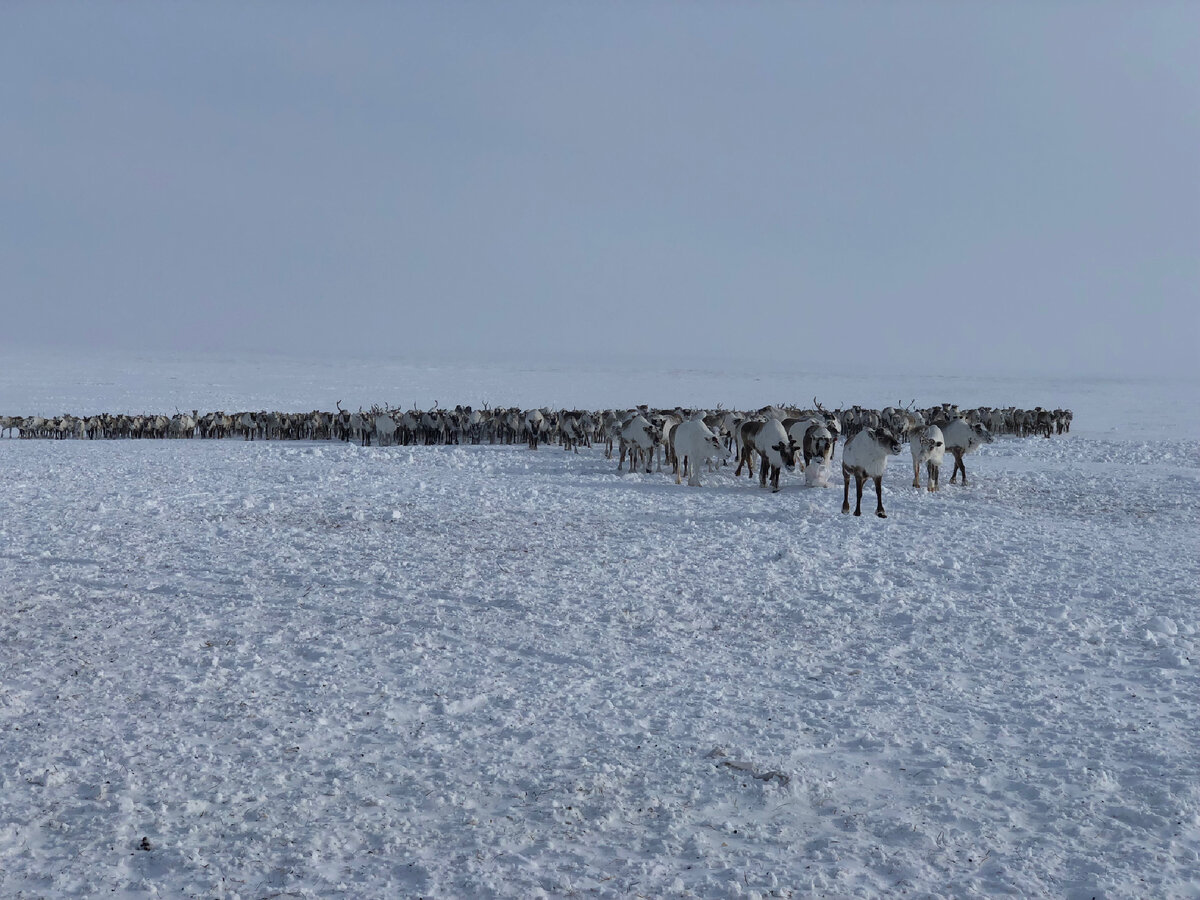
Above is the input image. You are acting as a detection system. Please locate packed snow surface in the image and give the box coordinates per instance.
[1,355,1198,898]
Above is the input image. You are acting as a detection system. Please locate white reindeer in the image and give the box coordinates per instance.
[374,412,398,446]
[796,421,834,486]
[908,424,945,491]
[617,413,657,474]
[841,426,903,517]
[558,411,585,453]
[785,418,834,468]
[673,418,730,486]
[655,412,683,472]
[168,412,196,439]
[599,410,623,458]
[941,417,993,485]
[753,418,797,493]
[524,409,545,450]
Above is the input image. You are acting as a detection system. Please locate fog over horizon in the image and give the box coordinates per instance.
[2,3,1197,379]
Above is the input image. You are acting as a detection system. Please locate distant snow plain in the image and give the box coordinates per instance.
[1,351,1197,898]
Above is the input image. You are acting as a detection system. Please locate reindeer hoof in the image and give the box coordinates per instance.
[853,510,861,517]
[842,504,850,514]
[876,510,887,518]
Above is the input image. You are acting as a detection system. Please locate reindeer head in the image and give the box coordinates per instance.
[771,439,797,471]
[708,433,732,460]
[872,427,903,456]
[807,425,832,458]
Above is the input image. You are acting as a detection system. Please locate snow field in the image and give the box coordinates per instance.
[1,429,1198,898]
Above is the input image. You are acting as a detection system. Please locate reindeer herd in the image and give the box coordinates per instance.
[1,402,1071,517]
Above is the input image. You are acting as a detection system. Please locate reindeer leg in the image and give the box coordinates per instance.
[874,475,886,518]
[928,461,938,491]
[854,473,864,516]
[759,453,769,488]
[950,450,963,483]
[842,467,851,514]
[912,458,921,489]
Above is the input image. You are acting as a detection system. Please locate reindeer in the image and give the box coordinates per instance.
[463,405,486,444]
[420,404,445,445]
[373,409,398,446]
[600,410,624,459]
[753,418,798,493]
[655,411,684,472]
[841,426,903,517]
[397,409,421,445]
[168,411,197,438]
[811,397,842,448]
[734,419,763,478]
[672,418,730,486]
[617,413,657,473]
[305,410,331,441]
[908,424,945,491]
[558,410,585,453]
[525,408,545,450]
[941,417,993,485]
[784,419,834,487]
[783,414,833,469]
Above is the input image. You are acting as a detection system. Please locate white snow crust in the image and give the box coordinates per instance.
[2,356,1198,898]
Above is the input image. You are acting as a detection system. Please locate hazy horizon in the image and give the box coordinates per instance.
[3,3,1197,377]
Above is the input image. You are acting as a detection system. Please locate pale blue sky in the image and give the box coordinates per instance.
[2,2,1197,376]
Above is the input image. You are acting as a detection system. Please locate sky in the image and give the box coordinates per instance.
[2,2,1197,378]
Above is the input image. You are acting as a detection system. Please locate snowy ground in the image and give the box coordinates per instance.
[1,356,1198,898]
